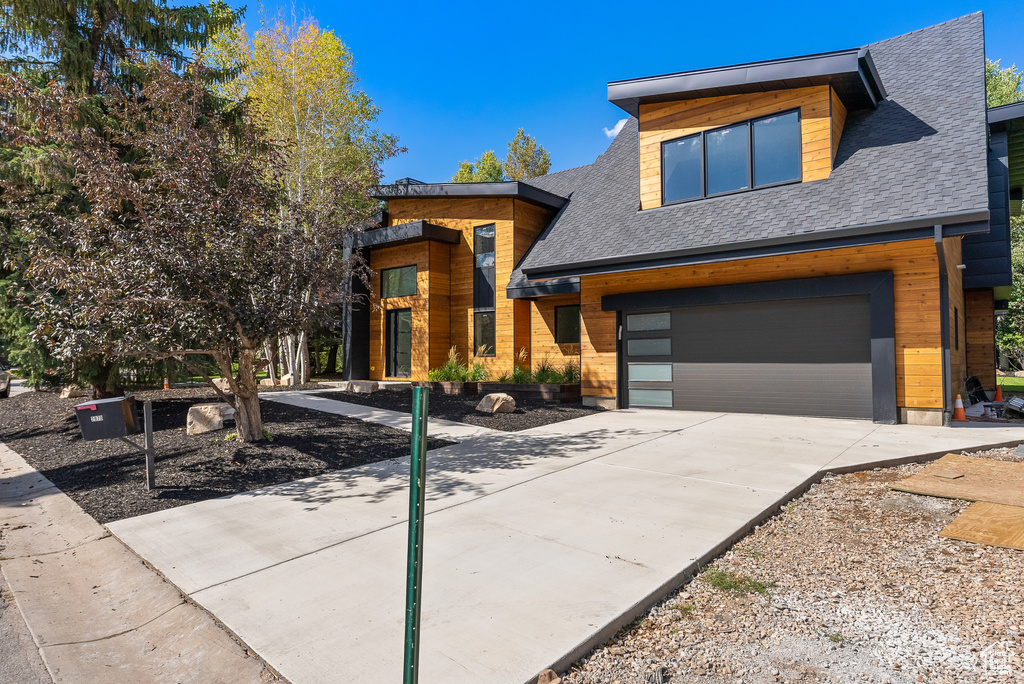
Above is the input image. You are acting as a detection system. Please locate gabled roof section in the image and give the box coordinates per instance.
[519,13,991,280]
[609,47,886,117]
[371,180,569,212]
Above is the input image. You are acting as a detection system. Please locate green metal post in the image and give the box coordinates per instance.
[403,386,429,684]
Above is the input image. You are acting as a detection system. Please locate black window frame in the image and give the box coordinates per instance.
[660,107,803,206]
[474,310,496,357]
[554,304,581,345]
[380,264,417,299]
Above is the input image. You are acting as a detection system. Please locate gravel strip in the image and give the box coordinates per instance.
[561,447,1024,684]
[318,388,603,432]
[0,387,451,523]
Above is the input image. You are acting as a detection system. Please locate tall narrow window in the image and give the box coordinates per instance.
[474,224,496,356]
[555,305,581,345]
[705,122,749,196]
[752,110,801,186]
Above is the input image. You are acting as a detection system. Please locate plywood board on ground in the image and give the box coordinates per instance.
[889,453,1024,506]
[940,501,1024,551]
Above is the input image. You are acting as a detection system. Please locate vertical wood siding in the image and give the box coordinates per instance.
[638,85,835,210]
[965,289,995,390]
[579,239,943,409]
[530,293,582,372]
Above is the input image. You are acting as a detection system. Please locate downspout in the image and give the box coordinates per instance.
[934,226,952,426]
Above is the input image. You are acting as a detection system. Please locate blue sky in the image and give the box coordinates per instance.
[227,1,1023,183]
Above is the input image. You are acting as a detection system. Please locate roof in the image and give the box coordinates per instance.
[370,180,569,212]
[608,47,886,117]
[518,13,991,280]
[350,220,461,249]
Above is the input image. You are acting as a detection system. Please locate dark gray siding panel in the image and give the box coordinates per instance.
[963,129,1011,288]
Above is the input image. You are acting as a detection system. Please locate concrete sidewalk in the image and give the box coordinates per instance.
[107,411,1024,684]
[0,442,278,684]
[261,389,501,441]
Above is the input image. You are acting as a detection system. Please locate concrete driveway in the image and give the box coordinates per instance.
[108,410,1024,684]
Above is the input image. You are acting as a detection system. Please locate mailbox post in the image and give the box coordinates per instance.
[75,395,157,490]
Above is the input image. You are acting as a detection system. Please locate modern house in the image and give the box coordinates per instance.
[344,13,1022,426]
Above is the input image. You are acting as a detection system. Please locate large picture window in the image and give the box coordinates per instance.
[555,305,581,345]
[661,108,801,204]
[381,265,417,298]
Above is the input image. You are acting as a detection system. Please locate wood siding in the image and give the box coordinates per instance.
[830,88,847,162]
[369,197,556,380]
[579,239,944,410]
[945,237,967,399]
[965,289,996,390]
[638,85,834,210]
[368,243,431,380]
[531,293,582,372]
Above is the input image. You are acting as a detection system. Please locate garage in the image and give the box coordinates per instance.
[607,274,898,422]
[621,295,874,419]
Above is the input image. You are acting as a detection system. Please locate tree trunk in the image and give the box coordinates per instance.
[91,360,121,399]
[232,349,264,442]
[297,331,309,384]
[325,344,338,374]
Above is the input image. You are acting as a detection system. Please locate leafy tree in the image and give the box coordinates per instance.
[502,128,551,180]
[986,59,1024,107]
[208,13,400,383]
[0,0,241,393]
[988,59,1024,366]
[0,63,374,441]
[451,150,504,182]
[450,129,550,182]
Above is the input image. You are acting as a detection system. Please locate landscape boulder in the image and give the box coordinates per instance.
[213,377,232,393]
[476,393,516,414]
[186,403,236,435]
[278,373,294,386]
[60,385,88,399]
[347,380,379,394]
[536,670,561,684]
[259,378,276,387]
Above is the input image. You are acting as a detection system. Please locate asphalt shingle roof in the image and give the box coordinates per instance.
[516,13,990,278]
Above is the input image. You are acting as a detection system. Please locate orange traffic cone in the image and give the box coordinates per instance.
[952,394,968,422]
[995,385,1003,402]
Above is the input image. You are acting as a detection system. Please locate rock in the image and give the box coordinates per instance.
[347,380,379,394]
[259,378,276,387]
[279,373,294,386]
[186,403,236,435]
[536,669,561,684]
[213,377,232,393]
[476,392,516,414]
[60,385,88,399]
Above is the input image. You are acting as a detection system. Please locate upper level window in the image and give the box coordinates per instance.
[381,265,417,298]
[661,109,801,205]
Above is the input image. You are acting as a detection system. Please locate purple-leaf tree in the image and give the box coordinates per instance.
[0,62,383,441]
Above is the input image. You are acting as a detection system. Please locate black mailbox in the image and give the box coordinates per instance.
[75,396,141,441]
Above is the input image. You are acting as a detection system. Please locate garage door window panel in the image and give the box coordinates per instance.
[629,389,674,408]
[627,338,672,356]
[626,312,671,332]
[628,363,673,382]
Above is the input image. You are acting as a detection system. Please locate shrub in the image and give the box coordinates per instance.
[427,347,489,382]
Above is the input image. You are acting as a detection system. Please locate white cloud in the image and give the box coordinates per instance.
[603,118,627,138]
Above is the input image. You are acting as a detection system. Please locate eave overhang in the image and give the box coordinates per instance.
[523,209,989,281]
[988,100,1024,129]
[505,277,580,300]
[348,220,461,250]
[371,181,569,212]
[608,47,886,117]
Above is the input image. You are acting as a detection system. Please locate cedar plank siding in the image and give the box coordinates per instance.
[531,293,582,372]
[579,238,944,410]
[965,289,995,391]
[638,86,836,210]
[944,237,967,398]
[369,197,556,380]
[830,88,848,161]
[368,242,431,380]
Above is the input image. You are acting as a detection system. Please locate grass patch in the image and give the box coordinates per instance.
[700,566,774,595]
[825,631,846,643]
[667,603,697,616]
[997,376,1024,390]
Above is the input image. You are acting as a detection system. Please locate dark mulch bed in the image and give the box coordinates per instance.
[319,388,603,432]
[0,387,451,524]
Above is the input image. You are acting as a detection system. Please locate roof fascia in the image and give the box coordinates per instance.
[524,210,990,280]
[371,181,568,211]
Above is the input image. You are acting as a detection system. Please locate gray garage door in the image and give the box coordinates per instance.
[622,295,873,419]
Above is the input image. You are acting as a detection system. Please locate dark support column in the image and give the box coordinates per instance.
[342,249,372,381]
[935,226,952,426]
